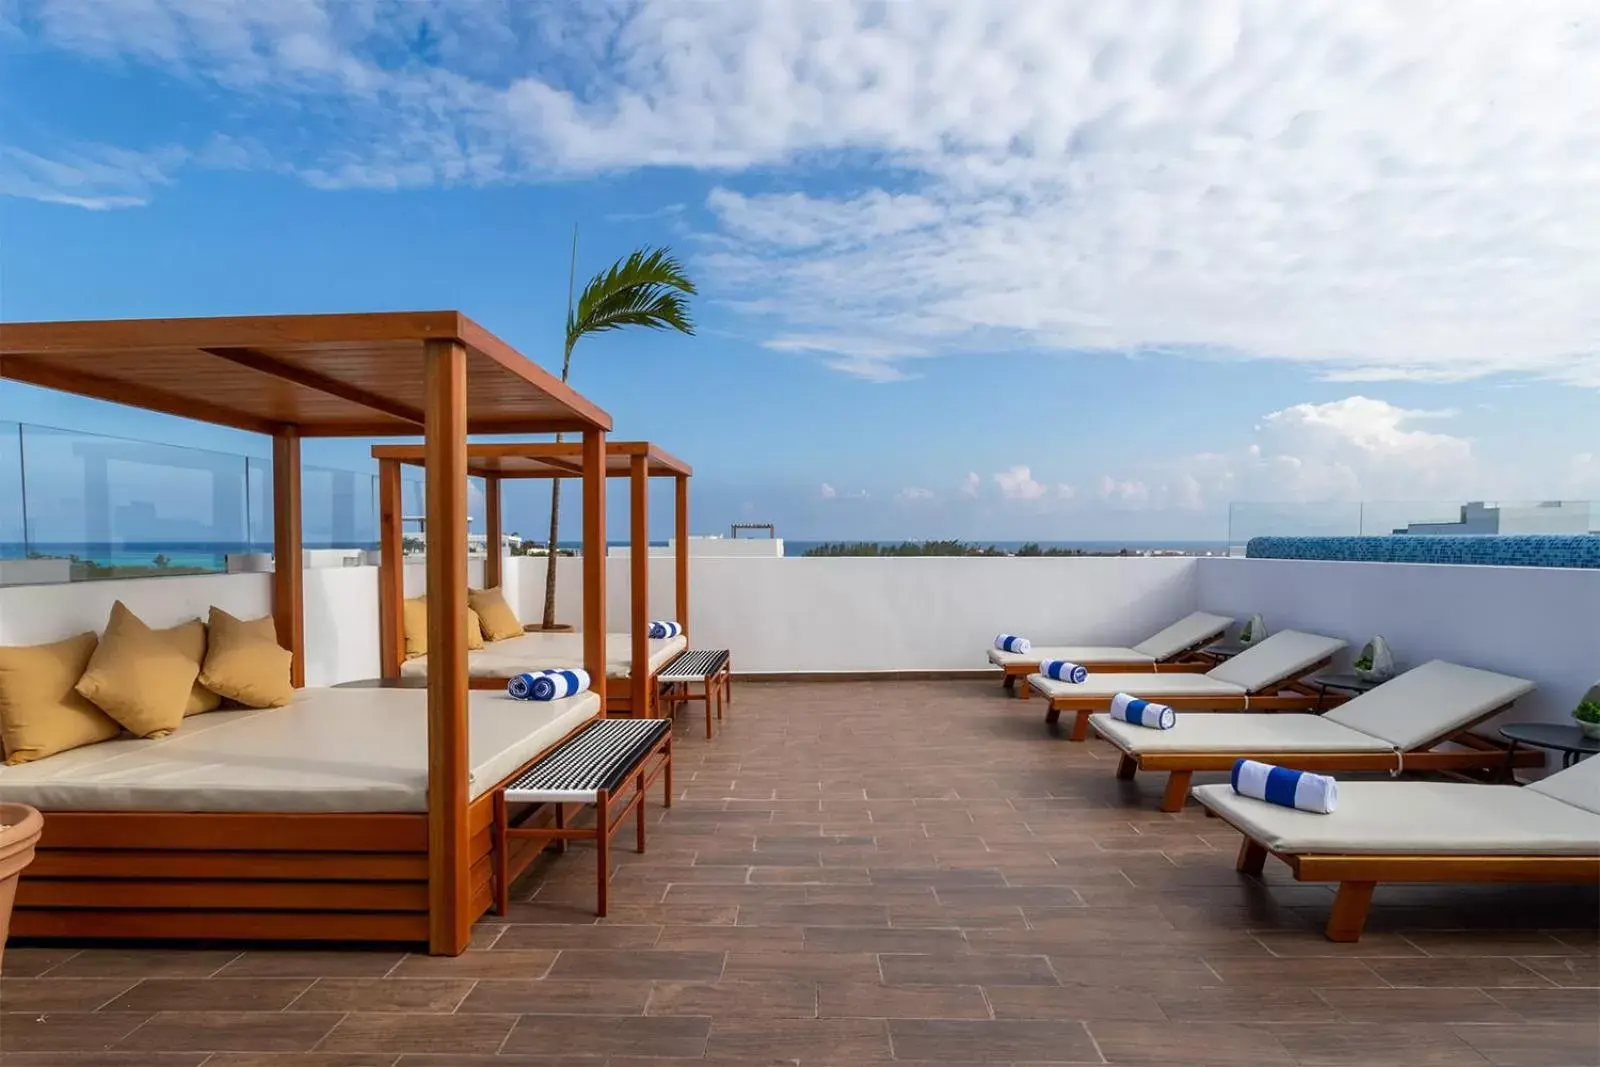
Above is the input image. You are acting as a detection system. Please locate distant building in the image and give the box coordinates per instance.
[1396,500,1593,536]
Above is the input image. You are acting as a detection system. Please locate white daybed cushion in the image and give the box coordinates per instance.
[1192,777,1600,856]
[0,686,600,813]
[1322,660,1535,750]
[1205,630,1347,691]
[989,645,1155,668]
[1028,671,1246,701]
[1090,712,1391,755]
[401,631,687,680]
[1131,612,1234,660]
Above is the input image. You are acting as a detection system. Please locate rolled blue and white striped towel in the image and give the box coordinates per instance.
[1039,659,1088,684]
[1109,692,1176,729]
[648,620,683,639]
[995,633,1031,654]
[1231,759,1339,813]
[507,669,591,701]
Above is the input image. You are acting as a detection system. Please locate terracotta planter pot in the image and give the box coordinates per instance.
[0,804,43,972]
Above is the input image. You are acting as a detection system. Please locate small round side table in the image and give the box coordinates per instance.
[1498,723,1600,771]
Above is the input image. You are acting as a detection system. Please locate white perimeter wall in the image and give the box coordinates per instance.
[1198,557,1600,728]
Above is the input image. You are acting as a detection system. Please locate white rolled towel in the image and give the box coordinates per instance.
[1109,692,1176,729]
[1230,759,1339,814]
[995,633,1031,654]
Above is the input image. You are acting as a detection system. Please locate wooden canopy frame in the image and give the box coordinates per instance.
[0,312,612,955]
[369,441,692,716]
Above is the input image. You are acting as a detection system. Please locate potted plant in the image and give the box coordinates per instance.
[1573,698,1600,741]
[0,803,43,971]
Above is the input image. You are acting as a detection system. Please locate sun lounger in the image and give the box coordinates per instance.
[1090,660,1540,810]
[989,612,1235,697]
[1193,755,1600,941]
[1028,630,1347,740]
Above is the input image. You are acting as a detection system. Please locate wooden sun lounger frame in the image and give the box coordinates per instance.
[372,441,693,719]
[0,312,615,955]
[1108,698,1546,812]
[1227,833,1600,943]
[1039,657,1340,742]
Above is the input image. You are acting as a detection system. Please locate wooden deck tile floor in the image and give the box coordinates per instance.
[3,679,1597,1065]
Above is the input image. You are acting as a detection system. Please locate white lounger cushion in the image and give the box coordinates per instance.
[1205,630,1347,692]
[1091,712,1391,754]
[990,645,1155,668]
[1322,660,1534,751]
[1131,612,1234,660]
[0,686,600,813]
[1029,672,1246,701]
[1193,778,1600,856]
[401,631,687,679]
[1527,753,1600,816]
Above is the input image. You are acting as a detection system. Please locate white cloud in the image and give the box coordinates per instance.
[897,486,935,502]
[1056,484,1077,500]
[0,143,185,209]
[9,1,1600,385]
[818,482,837,500]
[960,472,981,497]
[994,465,1047,500]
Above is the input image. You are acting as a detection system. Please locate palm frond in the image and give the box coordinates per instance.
[568,246,697,346]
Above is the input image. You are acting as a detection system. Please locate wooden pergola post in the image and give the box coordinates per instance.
[484,473,503,591]
[377,458,405,677]
[581,429,608,710]
[424,338,471,957]
[271,428,305,688]
[630,454,650,715]
[675,473,689,636]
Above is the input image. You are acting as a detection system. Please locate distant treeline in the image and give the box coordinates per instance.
[801,540,1134,558]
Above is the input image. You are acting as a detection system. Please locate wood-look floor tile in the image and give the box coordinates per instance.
[652,924,806,951]
[316,1013,517,1055]
[0,947,80,978]
[1512,955,1599,988]
[984,983,1164,1022]
[1048,953,1218,993]
[103,978,311,1013]
[458,977,650,1015]
[1451,1022,1600,1067]
[1316,986,1523,1023]
[502,1013,710,1058]
[1087,1020,1295,1065]
[387,950,558,979]
[704,1017,892,1061]
[816,982,988,1019]
[879,953,1057,987]
[1366,956,1552,989]
[0,1055,209,1066]
[546,949,724,981]
[217,951,406,978]
[0,977,137,1012]
[287,977,476,1013]
[1401,930,1583,957]
[1250,930,1426,957]
[1267,1021,1492,1066]
[803,926,967,954]
[889,1018,1100,1062]
[0,1012,151,1053]
[596,902,740,926]
[1157,986,1339,1023]
[491,923,663,950]
[1204,956,1385,988]
[115,1011,343,1053]
[205,1056,401,1067]
[648,979,817,1019]
[1486,987,1600,1022]
[46,950,239,980]
[736,903,889,926]
[721,951,881,982]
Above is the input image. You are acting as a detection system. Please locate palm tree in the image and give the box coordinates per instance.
[539,245,696,628]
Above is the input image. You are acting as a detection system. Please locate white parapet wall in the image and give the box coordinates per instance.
[1198,556,1600,728]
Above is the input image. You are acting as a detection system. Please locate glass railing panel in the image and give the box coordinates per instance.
[0,423,23,558]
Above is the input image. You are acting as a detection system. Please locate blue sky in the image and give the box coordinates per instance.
[2,2,1596,544]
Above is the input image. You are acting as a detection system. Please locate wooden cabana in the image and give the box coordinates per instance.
[369,441,692,717]
[0,311,611,955]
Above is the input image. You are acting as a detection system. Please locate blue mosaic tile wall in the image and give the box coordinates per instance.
[1246,535,1600,569]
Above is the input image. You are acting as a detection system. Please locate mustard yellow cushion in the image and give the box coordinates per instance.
[159,618,223,715]
[404,596,485,656]
[0,632,120,765]
[75,602,197,738]
[198,607,293,709]
[468,587,523,641]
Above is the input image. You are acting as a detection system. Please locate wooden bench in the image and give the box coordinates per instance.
[658,649,732,738]
[491,717,673,917]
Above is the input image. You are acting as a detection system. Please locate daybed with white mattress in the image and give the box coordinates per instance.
[1195,756,1600,941]
[1028,629,1347,740]
[988,612,1233,697]
[3,687,601,943]
[1090,661,1542,810]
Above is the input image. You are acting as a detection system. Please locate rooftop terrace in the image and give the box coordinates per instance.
[4,680,1595,1063]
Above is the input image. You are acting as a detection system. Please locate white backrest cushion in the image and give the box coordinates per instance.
[1324,660,1536,751]
[1528,754,1600,816]
[1205,630,1347,692]
[1131,612,1234,660]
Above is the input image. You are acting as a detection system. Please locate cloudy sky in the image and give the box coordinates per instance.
[2,0,1596,542]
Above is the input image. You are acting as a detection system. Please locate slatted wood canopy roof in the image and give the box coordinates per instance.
[0,311,611,436]
[370,441,691,479]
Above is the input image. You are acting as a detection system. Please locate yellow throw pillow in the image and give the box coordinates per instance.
[402,596,428,660]
[467,607,486,650]
[159,618,223,715]
[0,632,120,765]
[468,587,523,641]
[75,602,197,738]
[198,607,293,708]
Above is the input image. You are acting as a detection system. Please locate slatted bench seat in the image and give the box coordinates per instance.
[491,717,673,917]
[658,649,733,738]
